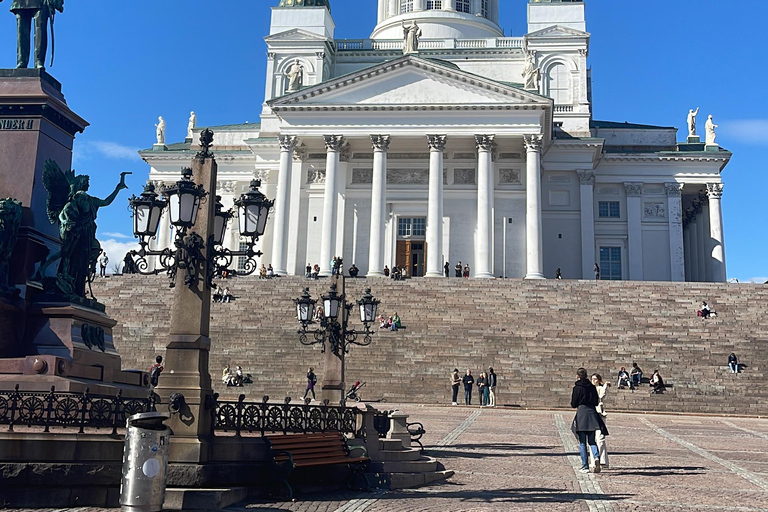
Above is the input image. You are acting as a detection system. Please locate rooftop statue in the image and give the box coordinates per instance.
[186,111,196,139]
[0,198,22,297]
[3,0,65,70]
[687,107,699,137]
[35,160,129,302]
[705,115,718,146]
[155,116,165,145]
[402,21,421,55]
[523,53,540,91]
[286,60,304,93]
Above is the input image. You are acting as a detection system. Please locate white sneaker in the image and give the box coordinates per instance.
[579,468,590,474]
[451,402,457,405]
[592,460,601,473]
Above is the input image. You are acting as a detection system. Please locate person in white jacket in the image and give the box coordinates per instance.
[591,373,610,469]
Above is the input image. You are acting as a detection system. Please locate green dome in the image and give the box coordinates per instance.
[278,0,330,10]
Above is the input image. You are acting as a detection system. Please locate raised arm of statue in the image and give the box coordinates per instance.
[94,172,131,208]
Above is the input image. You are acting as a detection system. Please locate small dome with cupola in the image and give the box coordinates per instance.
[372,0,501,40]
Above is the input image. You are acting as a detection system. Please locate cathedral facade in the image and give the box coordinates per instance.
[141,0,730,282]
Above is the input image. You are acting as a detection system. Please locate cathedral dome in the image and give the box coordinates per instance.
[278,0,330,11]
[371,0,502,40]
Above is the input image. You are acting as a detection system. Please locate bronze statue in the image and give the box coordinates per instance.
[2,0,64,69]
[0,198,22,297]
[36,159,129,301]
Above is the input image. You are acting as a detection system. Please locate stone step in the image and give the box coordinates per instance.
[377,447,423,461]
[164,487,248,511]
[367,456,439,474]
[378,438,408,451]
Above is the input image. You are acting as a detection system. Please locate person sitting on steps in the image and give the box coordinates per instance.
[728,353,739,374]
[650,370,666,394]
[630,363,643,390]
[617,367,630,389]
[699,301,712,319]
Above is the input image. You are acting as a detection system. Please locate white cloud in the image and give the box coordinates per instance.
[102,232,133,239]
[75,141,142,163]
[743,277,768,284]
[98,238,139,274]
[719,120,768,146]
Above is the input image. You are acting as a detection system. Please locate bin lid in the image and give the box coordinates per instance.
[127,411,170,430]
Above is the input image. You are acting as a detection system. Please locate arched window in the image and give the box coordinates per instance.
[455,0,471,13]
[545,64,570,104]
[426,0,442,9]
[400,0,413,14]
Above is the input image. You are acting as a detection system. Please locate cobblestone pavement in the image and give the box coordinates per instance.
[7,405,768,512]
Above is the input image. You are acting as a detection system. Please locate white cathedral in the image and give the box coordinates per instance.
[141,0,730,282]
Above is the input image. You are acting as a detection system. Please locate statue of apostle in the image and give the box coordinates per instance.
[4,0,65,70]
[286,60,304,93]
[187,111,197,139]
[705,115,718,146]
[402,21,421,55]
[687,107,699,137]
[155,116,166,145]
[522,53,540,91]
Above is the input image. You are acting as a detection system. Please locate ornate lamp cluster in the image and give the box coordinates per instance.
[127,131,274,287]
[293,285,380,355]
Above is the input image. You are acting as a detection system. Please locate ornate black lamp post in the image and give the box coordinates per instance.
[294,285,380,354]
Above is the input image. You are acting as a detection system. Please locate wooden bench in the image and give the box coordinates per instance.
[264,432,369,500]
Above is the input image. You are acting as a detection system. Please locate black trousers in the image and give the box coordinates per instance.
[451,384,459,403]
[16,9,49,69]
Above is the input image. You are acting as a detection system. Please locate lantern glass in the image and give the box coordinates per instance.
[324,297,340,320]
[240,203,261,237]
[213,211,229,245]
[134,204,150,236]
[148,204,163,236]
[256,204,270,237]
[169,194,181,225]
[189,195,201,225]
[296,302,314,323]
[359,302,377,323]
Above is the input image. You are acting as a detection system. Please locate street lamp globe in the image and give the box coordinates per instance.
[322,284,342,321]
[213,196,232,246]
[294,288,316,324]
[357,288,380,324]
[165,167,205,228]
[129,181,166,239]
[234,179,273,240]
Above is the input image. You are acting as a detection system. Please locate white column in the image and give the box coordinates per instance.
[665,182,685,282]
[389,0,398,16]
[707,183,727,282]
[425,134,446,278]
[683,219,692,282]
[688,210,700,282]
[624,182,644,281]
[444,0,455,10]
[695,198,707,282]
[474,135,495,279]
[415,0,426,11]
[272,135,297,275]
[524,135,544,279]
[367,135,390,277]
[319,135,344,277]
[577,170,596,279]
[702,198,714,282]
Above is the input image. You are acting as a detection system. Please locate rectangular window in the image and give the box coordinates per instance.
[398,217,427,238]
[598,201,620,218]
[480,0,489,17]
[426,0,442,9]
[599,246,622,280]
[455,0,471,13]
[400,0,413,14]
[412,218,426,236]
[237,242,248,271]
[398,218,411,237]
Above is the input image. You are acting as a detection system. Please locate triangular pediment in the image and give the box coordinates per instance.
[526,25,590,39]
[265,28,329,42]
[269,56,552,109]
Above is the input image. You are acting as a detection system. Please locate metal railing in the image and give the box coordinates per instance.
[212,395,360,437]
[0,385,155,434]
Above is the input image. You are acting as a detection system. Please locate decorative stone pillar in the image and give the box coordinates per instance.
[694,197,707,282]
[474,135,495,279]
[700,193,714,282]
[524,135,544,279]
[443,0,455,10]
[367,135,390,277]
[577,170,596,280]
[624,182,644,281]
[319,135,344,277]
[425,135,447,278]
[687,207,700,282]
[666,182,685,282]
[707,183,727,282]
[272,135,297,275]
[683,215,692,282]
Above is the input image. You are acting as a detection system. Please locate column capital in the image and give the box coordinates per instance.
[624,182,643,197]
[427,134,447,151]
[577,170,595,185]
[370,134,391,151]
[707,182,724,199]
[278,134,298,151]
[523,134,543,152]
[474,134,495,151]
[323,135,345,151]
[665,182,683,197]
[698,190,709,205]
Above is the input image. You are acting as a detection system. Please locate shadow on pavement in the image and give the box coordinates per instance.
[378,483,632,504]
[608,465,707,477]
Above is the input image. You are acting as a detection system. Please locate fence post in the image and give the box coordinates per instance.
[78,388,90,434]
[236,394,245,437]
[111,389,123,435]
[8,384,21,432]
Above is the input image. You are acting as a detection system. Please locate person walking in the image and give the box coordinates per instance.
[476,372,487,406]
[450,368,461,405]
[594,263,600,280]
[728,353,739,373]
[304,367,317,400]
[571,367,604,474]
[591,373,610,470]
[99,252,109,277]
[487,367,497,407]
[462,369,474,405]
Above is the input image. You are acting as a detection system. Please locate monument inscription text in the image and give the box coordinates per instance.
[0,119,34,131]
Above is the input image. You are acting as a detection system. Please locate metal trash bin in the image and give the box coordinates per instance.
[120,412,171,512]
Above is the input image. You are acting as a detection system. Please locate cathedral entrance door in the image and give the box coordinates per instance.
[395,241,427,277]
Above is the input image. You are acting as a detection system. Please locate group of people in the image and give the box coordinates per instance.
[259,264,276,279]
[443,261,471,278]
[382,265,409,280]
[616,363,666,394]
[304,261,360,278]
[378,313,402,331]
[212,283,233,303]
[451,368,497,407]
[222,364,246,387]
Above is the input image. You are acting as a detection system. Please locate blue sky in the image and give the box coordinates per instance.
[2,0,764,281]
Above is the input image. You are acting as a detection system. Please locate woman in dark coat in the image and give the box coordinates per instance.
[571,367,604,473]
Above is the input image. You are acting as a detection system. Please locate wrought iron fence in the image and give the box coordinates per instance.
[0,385,155,434]
[212,395,360,437]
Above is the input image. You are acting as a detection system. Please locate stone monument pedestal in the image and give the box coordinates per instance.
[687,135,701,144]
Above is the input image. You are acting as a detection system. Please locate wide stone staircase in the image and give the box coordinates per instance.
[94,275,768,416]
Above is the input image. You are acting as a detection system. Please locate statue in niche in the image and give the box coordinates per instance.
[4,0,65,69]
[35,160,129,302]
[522,53,540,90]
[155,116,165,145]
[687,107,699,137]
[0,198,22,297]
[705,115,718,145]
[286,60,304,93]
[402,21,421,55]
[186,111,196,139]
